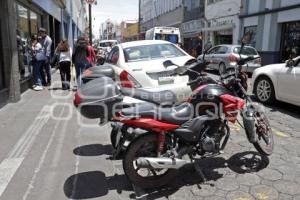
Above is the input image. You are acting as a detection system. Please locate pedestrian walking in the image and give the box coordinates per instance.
[30,35,44,91]
[72,37,91,87]
[55,39,72,90]
[87,44,96,67]
[38,27,52,86]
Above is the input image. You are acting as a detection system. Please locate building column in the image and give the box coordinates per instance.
[1,0,21,102]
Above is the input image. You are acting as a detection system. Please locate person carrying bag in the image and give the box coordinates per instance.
[56,39,72,90]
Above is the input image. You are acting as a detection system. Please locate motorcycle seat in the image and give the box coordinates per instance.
[121,88,177,106]
[121,102,193,125]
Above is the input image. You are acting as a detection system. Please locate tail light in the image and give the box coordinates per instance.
[83,69,93,76]
[74,91,81,107]
[119,70,141,88]
[229,54,237,63]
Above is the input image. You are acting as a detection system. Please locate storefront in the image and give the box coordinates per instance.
[181,19,205,56]
[203,16,237,46]
[15,2,42,83]
[280,21,300,61]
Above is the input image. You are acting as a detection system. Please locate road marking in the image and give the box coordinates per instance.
[8,106,51,158]
[255,192,269,200]
[0,158,24,197]
[22,105,66,200]
[272,128,289,138]
[0,106,50,198]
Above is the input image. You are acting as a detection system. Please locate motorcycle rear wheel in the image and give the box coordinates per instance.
[123,134,178,189]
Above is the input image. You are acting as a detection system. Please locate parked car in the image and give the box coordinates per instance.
[98,40,118,53]
[198,45,261,73]
[105,40,196,102]
[252,56,300,106]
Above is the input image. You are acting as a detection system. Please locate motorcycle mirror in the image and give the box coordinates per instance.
[163,60,175,67]
[204,42,212,53]
[241,31,253,45]
[286,59,295,68]
[175,66,186,75]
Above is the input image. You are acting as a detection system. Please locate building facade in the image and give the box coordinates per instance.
[140,0,183,37]
[0,0,87,107]
[181,0,205,55]
[203,0,241,46]
[240,0,300,65]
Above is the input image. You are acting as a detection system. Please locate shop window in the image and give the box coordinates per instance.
[0,20,5,90]
[16,4,30,80]
[16,3,41,81]
[244,26,257,47]
[30,11,39,36]
[281,22,300,61]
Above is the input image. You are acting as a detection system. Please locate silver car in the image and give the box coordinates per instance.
[198,45,261,73]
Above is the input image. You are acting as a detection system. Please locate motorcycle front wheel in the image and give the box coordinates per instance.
[253,110,274,156]
[123,134,177,189]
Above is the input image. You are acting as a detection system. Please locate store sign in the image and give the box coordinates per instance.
[209,16,234,28]
[182,19,205,33]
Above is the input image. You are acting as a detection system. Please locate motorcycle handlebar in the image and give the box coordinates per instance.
[237,56,259,66]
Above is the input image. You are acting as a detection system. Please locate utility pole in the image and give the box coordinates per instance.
[138,0,141,40]
[89,4,92,44]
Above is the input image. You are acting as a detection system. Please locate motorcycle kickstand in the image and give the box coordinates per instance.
[193,161,215,187]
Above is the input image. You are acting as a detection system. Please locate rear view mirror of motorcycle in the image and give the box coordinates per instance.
[241,31,253,46]
[175,66,186,75]
[163,60,176,68]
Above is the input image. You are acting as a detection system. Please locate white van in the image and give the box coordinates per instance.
[145,27,181,44]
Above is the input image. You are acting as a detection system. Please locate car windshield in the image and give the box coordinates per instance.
[155,34,179,44]
[124,44,186,62]
[233,47,258,55]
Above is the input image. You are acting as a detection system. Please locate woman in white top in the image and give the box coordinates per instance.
[55,39,72,90]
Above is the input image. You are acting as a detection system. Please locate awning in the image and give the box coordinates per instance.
[201,24,234,32]
[182,31,201,38]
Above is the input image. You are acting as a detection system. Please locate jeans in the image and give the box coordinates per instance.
[33,60,43,86]
[75,62,91,87]
[40,60,51,85]
[59,61,71,90]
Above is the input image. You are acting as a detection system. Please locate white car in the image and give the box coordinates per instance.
[252,56,300,106]
[105,40,196,102]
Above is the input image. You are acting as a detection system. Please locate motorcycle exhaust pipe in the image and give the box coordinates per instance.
[136,157,189,169]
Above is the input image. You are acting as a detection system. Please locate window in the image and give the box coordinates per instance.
[216,46,228,54]
[0,20,4,90]
[208,46,220,54]
[233,47,258,56]
[244,26,257,47]
[16,3,41,81]
[124,44,185,62]
[107,47,119,64]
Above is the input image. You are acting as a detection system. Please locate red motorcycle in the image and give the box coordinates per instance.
[74,34,274,189]
[116,37,274,189]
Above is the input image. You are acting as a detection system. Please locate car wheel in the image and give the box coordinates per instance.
[219,63,226,75]
[254,76,275,104]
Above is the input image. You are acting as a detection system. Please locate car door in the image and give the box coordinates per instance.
[277,61,300,105]
[206,46,220,70]
[214,46,229,68]
[106,46,121,79]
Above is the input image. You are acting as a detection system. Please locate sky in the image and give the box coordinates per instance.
[91,0,139,38]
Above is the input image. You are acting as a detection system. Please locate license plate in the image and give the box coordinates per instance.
[158,77,174,85]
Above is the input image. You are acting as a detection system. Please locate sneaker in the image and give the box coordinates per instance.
[33,85,43,91]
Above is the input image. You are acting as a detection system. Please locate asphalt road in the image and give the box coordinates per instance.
[0,71,299,200]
